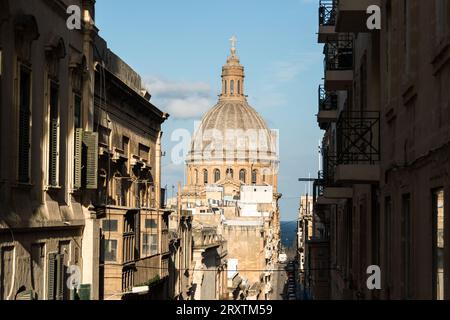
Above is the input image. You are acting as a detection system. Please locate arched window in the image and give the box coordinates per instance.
[238,80,241,95]
[194,169,198,185]
[252,170,258,185]
[203,169,208,184]
[239,169,246,183]
[230,80,235,95]
[226,168,233,178]
[214,169,221,183]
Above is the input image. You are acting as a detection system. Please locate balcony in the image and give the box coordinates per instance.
[318,0,339,43]
[324,35,353,91]
[317,85,338,130]
[334,110,380,183]
[335,0,381,33]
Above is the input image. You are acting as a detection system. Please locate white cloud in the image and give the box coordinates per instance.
[144,76,214,119]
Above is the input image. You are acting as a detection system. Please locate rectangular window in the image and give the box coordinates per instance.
[138,144,150,162]
[401,193,412,299]
[102,219,118,232]
[436,0,448,43]
[74,94,82,129]
[122,136,129,157]
[98,125,110,147]
[103,239,117,262]
[144,219,157,229]
[48,83,59,187]
[433,189,445,300]
[18,67,31,183]
[142,233,158,256]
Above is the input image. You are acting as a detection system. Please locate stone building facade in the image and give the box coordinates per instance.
[0,0,170,300]
[313,0,450,300]
[92,36,170,300]
[0,0,98,300]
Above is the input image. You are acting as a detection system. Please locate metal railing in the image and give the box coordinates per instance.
[319,0,338,26]
[324,34,353,71]
[318,85,338,112]
[336,111,380,165]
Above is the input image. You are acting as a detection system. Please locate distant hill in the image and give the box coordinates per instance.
[280,221,297,249]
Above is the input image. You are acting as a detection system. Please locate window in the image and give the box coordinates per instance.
[48,83,60,187]
[142,233,158,256]
[103,239,117,262]
[401,194,412,298]
[122,136,129,159]
[224,80,227,94]
[226,168,233,178]
[203,169,208,184]
[404,0,411,74]
[194,169,198,185]
[436,0,448,43]
[144,219,157,229]
[214,169,221,183]
[18,66,31,183]
[102,219,118,232]
[252,170,257,184]
[138,144,150,162]
[239,169,246,183]
[98,125,110,147]
[230,80,235,95]
[237,80,241,95]
[433,189,445,300]
[74,94,82,129]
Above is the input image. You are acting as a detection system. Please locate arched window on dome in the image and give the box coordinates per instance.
[203,169,208,184]
[238,80,241,95]
[230,80,235,95]
[226,168,233,178]
[239,169,246,183]
[252,169,258,185]
[214,169,221,183]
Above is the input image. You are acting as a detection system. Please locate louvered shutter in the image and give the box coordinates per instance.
[56,254,64,300]
[83,131,98,189]
[18,69,31,183]
[47,253,57,300]
[73,129,83,189]
[49,118,59,186]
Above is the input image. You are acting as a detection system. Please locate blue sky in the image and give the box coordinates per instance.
[95,0,323,222]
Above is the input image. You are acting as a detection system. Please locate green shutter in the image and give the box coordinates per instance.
[74,129,83,189]
[83,131,98,189]
[47,253,57,300]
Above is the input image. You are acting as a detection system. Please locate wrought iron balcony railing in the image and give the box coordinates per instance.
[319,85,338,112]
[324,34,353,71]
[319,0,338,26]
[336,111,380,165]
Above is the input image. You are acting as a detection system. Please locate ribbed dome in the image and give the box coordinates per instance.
[187,37,278,165]
[187,100,278,164]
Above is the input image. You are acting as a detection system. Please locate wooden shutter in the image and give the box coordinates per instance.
[49,118,59,186]
[83,131,98,189]
[47,253,57,300]
[73,129,83,189]
[18,68,31,183]
[55,254,64,300]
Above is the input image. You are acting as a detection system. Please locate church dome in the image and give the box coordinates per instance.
[187,37,278,165]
